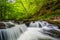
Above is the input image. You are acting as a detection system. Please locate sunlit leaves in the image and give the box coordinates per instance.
[0,0,60,20]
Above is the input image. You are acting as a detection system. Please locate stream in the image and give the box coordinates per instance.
[0,21,60,40]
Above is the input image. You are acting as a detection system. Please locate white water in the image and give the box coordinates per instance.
[17,28,56,40]
[0,21,27,40]
[6,24,27,40]
[0,21,60,40]
[17,21,60,40]
[29,21,59,31]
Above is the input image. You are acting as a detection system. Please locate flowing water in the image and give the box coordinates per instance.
[0,21,60,40]
[17,21,60,40]
[0,21,27,40]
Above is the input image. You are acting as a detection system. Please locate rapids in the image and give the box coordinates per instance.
[18,21,60,40]
[0,21,60,40]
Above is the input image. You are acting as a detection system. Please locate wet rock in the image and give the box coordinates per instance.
[14,21,24,24]
[5,23,15,28]
[45,30,60,38]
[0,21,15,29]
[46,20,60,29]
[0,22,6,29]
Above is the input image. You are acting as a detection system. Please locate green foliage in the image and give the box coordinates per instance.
[0,0,60,20]
[31,0,60,20]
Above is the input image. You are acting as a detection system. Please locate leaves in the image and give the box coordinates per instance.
[0,0,60,20]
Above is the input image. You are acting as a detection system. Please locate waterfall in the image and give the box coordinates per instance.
[0,21,60,40]
[0,23,27,40]
[17,28,56,40]
[17,21,60,40]
[29,21,59,31]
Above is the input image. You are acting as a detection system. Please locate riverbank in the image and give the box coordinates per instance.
[0,16,60,27]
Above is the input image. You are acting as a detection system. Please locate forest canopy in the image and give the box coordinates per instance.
[0,0,60,21]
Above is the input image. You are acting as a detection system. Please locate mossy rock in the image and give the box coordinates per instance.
[46,20,60,28]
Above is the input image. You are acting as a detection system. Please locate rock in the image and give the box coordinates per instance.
[46,20,60,29]
[6,23,15,28]
[0,21,15,29]
[45,30,60,38]
[0,22,6,29]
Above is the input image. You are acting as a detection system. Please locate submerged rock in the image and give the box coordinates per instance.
[47,30,60,38]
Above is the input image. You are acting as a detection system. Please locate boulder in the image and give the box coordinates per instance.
[0,22,6,29]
